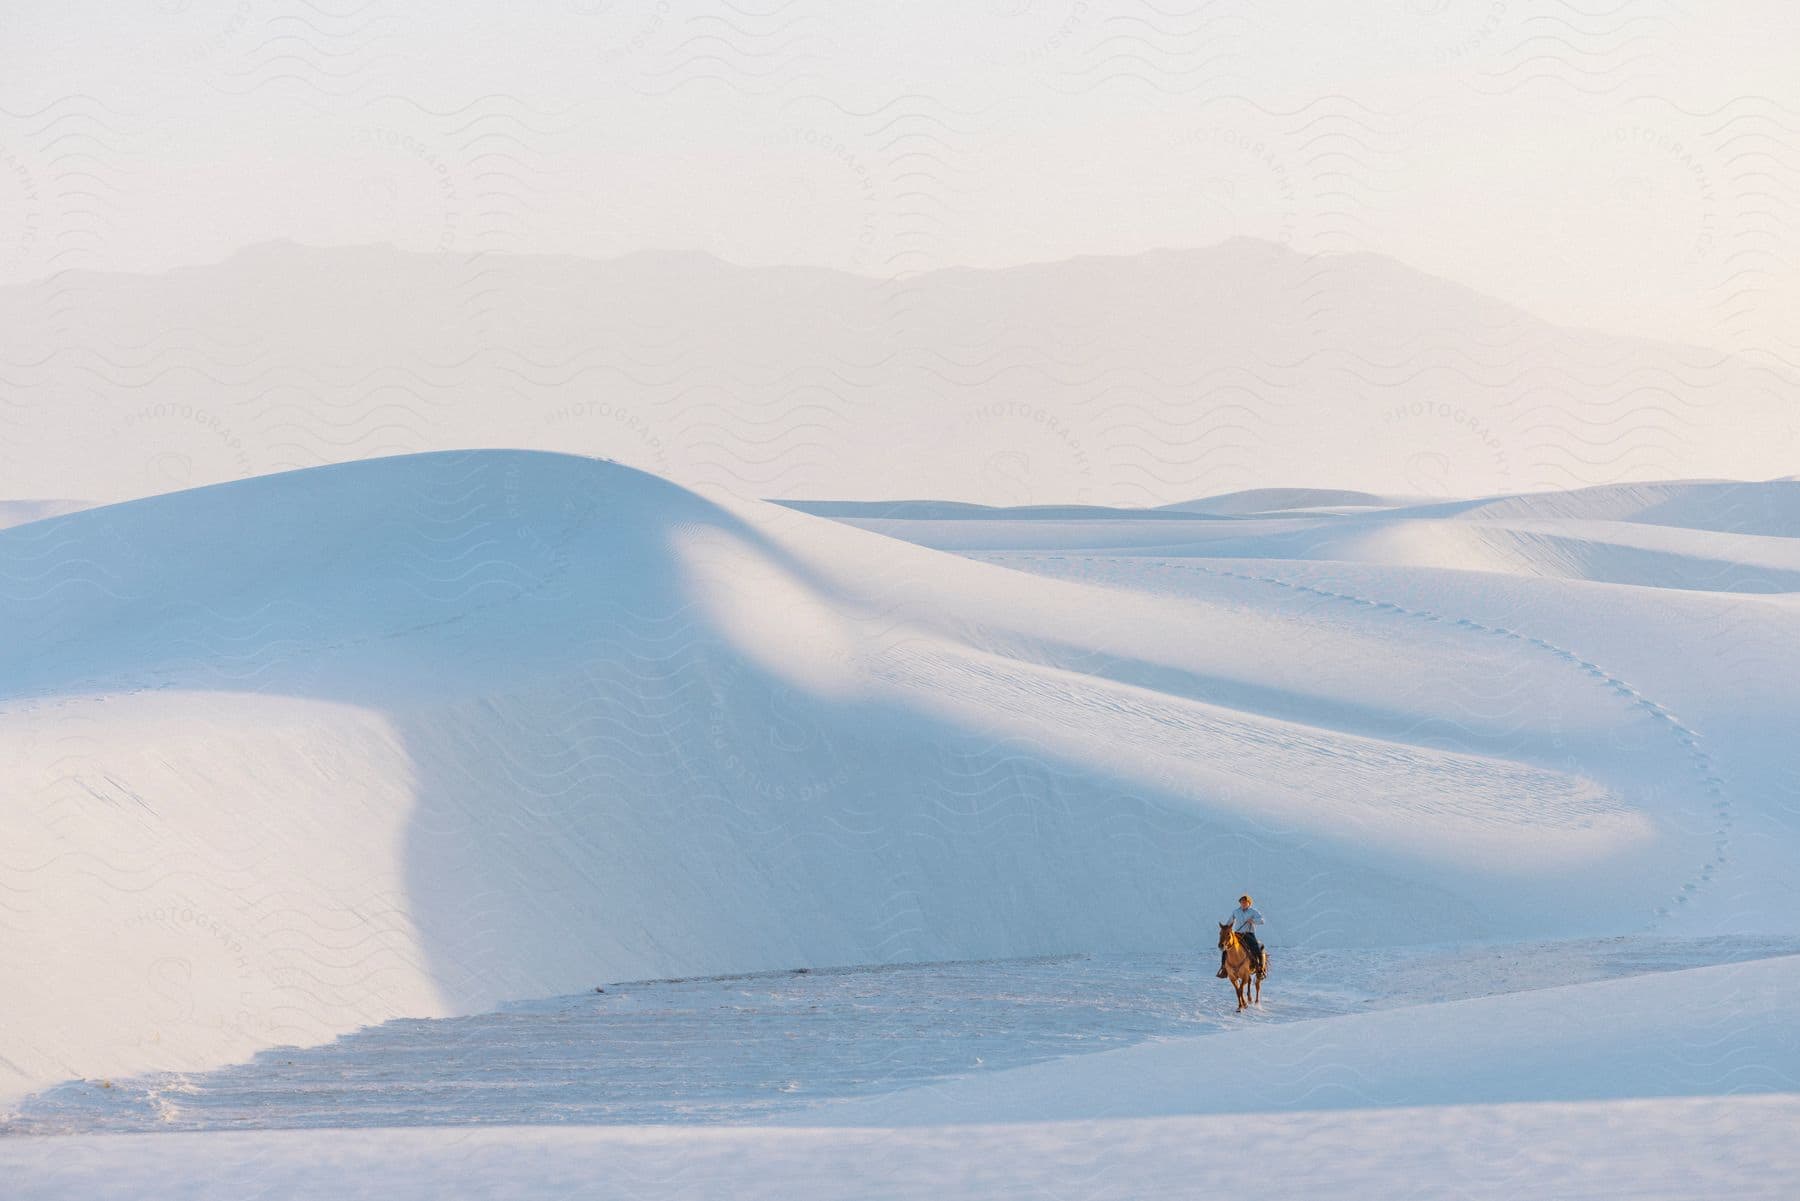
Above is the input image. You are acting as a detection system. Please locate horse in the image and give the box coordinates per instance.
[1217,921,1263,1011]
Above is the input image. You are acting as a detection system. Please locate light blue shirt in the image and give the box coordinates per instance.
[1228,905,1264,934]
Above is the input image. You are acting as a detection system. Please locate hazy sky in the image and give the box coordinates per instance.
[4,0,1797,355]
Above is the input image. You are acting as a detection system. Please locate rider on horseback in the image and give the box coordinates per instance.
[1216,894,1265,978]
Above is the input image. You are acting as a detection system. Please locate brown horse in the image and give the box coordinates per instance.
[1217,922,1263,1011]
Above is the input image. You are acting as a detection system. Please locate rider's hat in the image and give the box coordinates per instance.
[1239,894,1252,905]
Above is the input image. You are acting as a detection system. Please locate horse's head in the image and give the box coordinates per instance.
[1217,921,1235,949]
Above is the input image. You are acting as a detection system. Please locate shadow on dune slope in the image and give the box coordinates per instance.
[4,451,1461,1050]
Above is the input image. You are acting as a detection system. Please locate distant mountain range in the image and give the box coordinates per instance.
[1,238,1790,505]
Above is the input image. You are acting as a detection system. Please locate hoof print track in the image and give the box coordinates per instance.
[995,553,1730,927]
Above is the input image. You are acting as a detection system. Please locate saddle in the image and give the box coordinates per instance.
[1241,938,1268,975]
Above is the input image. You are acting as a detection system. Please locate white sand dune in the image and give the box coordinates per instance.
[5,450,1796,1117]
[802,955,1800,1125]
[7,949,1797,1199]
[1451,479,1800,537]
[5,1094,1796,1201]
[0,499,89,530]
[833,480,1800,593]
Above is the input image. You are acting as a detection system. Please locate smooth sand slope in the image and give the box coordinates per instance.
[5,1095,1797,1201]
[9,955,1796,1199]
[802,955,1800,1125]
[1,452,1794,1114]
